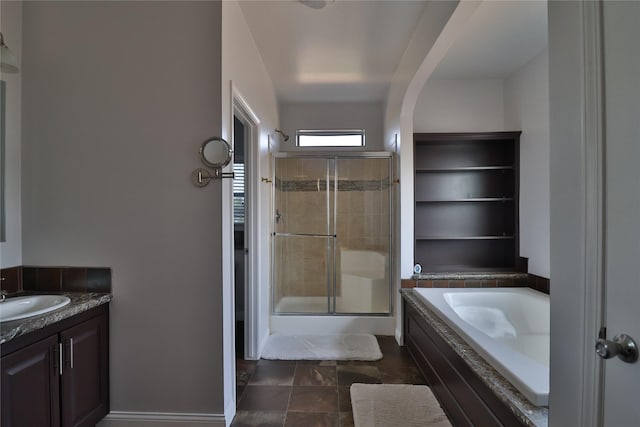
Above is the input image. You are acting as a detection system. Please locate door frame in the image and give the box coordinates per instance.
[549,1,605,425]
[231,86,261,360]
[580,2,606,423]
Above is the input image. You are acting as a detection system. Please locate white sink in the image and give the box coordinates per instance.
[0,295,71,322]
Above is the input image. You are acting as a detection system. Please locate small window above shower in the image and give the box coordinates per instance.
[296,129,365,147]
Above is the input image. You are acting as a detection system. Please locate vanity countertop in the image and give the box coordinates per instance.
[0,292,112,345]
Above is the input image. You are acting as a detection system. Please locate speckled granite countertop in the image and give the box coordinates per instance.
[401,289,548,427]
[412,272,529,280]
[1,292,112,344]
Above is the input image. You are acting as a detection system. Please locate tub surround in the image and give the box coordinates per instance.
[412,287,549,406]
[1,292,112,344]
[412,272,528,281]
[525,273,550,294]
[402,289,548,427]
[402,272,550,294]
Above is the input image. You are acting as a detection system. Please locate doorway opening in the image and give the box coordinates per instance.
[231,89,263,364]
[233,115,247,358]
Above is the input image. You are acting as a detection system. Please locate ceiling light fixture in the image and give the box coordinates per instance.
[0,32,19,73]
[299,0,333,10]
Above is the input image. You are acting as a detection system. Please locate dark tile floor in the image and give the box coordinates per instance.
[232,336,426,427]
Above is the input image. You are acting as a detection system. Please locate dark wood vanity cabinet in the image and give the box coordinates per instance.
[413,132,521,272]
[60,312,109,427]
[1,334,61,427]
[1,305,109,427]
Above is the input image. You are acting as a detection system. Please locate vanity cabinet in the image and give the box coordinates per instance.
[1,334,61,426]
[413,132,521,272]
[1,305,109,427]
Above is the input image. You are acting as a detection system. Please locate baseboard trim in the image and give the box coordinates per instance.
[395,326,403,346]
[258,328,270,359]
[98,411,226,426]
[224,399,236,427]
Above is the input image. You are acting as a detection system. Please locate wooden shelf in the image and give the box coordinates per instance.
[413,132,520,271]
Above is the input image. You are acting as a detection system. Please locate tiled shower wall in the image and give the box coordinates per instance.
[274,157,391,303]
[336,158,390,255]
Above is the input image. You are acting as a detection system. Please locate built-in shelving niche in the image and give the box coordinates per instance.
[413,132,521,272]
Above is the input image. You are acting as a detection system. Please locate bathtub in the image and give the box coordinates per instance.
[412,287,549,407]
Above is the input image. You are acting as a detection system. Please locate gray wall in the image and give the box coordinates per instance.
[413,79,505,132]
[22,1,225,415]
[504,49,550,278]
[279,101,384,151]
[0,0,22,267]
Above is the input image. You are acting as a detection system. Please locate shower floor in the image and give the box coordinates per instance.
[274,296,389,314]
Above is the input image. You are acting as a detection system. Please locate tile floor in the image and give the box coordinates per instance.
[232,336,426,427]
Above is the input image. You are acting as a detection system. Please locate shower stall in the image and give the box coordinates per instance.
[272,153,393,317]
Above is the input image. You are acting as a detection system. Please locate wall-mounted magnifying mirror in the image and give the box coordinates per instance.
[191,137,234,187]
[200,137,232,169]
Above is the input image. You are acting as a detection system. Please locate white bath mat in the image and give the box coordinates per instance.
[351,384,452,427]
[261,333,382,361]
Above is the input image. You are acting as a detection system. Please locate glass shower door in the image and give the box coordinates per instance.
[335,158,391,314]
[273,157,335,314]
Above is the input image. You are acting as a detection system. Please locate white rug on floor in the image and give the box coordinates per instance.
[350,384,452,427]
[261,333,382,361]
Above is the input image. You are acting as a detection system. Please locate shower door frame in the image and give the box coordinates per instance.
[271,151,394,316]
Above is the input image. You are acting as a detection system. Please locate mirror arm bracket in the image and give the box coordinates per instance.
[212,168,235,179]
[191,168,234,187]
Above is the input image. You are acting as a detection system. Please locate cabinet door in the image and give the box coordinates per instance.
[60,313,109,427]
[1,334,61,427]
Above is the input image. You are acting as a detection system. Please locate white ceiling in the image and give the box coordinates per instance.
[238,0,548,103]
[239,0,427,103]
[432,1,548,79]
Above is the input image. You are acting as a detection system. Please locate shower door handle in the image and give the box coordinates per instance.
[275,209,282,224]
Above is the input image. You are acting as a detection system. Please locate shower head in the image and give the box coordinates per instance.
[275,129,290,143]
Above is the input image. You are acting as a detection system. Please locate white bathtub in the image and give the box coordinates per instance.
[412,287,549,406]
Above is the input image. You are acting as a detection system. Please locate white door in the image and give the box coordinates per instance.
[600,1,640,425]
